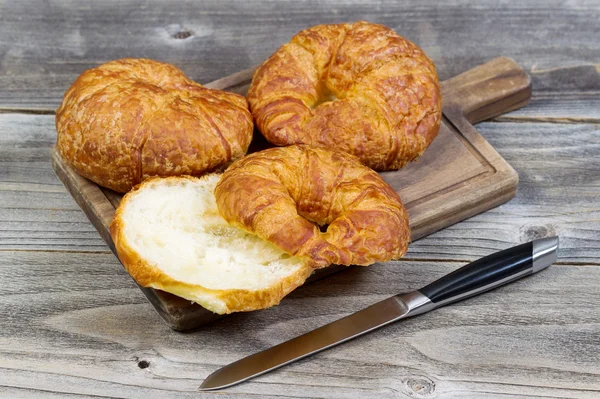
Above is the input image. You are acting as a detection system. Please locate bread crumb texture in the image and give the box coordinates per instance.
[110,175,312,314]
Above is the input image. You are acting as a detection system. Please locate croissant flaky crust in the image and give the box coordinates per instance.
[247,21,442,170]
[215,145,410,268]
[56,58,253,193]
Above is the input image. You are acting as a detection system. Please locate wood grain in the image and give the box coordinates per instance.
[1,0,599,113]
[1,250,598,398]
[496,63,600,123]
[1,0,599,396]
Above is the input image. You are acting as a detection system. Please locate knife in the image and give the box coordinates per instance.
[200,236,559,391]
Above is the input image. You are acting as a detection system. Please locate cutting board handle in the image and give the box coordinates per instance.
[441,57,532,124]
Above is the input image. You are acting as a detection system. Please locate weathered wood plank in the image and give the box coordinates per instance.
[1,0,599,114]
[0,114,108,251]
[0,250,598,397]
[411,121,600,262]
[1,114,598,263]
[498,95,600,123]
[497,64,600,122]
[1,1,599,397]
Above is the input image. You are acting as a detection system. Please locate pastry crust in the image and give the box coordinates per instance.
[56,58,253,193]
[215,145,410,268]
[247,21,442,170]
[110,175,313,314]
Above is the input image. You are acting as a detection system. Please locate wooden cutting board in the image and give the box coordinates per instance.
[51,56,530,330]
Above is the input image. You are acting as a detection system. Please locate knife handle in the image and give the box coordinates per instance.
[418,236,558,308]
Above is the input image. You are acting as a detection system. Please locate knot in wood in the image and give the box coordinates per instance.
[137,360,150,369]
[520,224,557,242]
[164,24,194,40]
[172,30,192,40]
[405,376,436,397]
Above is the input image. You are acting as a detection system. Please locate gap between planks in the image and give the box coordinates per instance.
[493,115,600,124]
[2,108,598,124]
[0,248,112,254]
[0,386,122,399]
[0,248,598,267]
[0,109,56,115]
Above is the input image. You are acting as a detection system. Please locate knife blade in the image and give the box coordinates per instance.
[200,236,558,391]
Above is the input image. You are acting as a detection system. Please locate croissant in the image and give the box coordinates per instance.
[215,145,410,268]
[247,21,442,170]
[56,58,253,193]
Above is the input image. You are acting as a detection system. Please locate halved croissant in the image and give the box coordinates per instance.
[110,175,312,314]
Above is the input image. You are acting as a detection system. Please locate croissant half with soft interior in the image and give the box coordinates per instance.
[110,175,314,314]
[247,21,442,170]
[56,58,253,193]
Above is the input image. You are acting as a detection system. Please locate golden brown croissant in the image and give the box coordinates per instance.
[215,145,410,268]
[247,21,442,170]
[56,58,253,193]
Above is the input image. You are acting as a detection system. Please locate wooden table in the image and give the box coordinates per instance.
[1,1,599,398]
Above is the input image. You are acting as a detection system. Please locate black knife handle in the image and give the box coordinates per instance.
[419,237,558,306]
